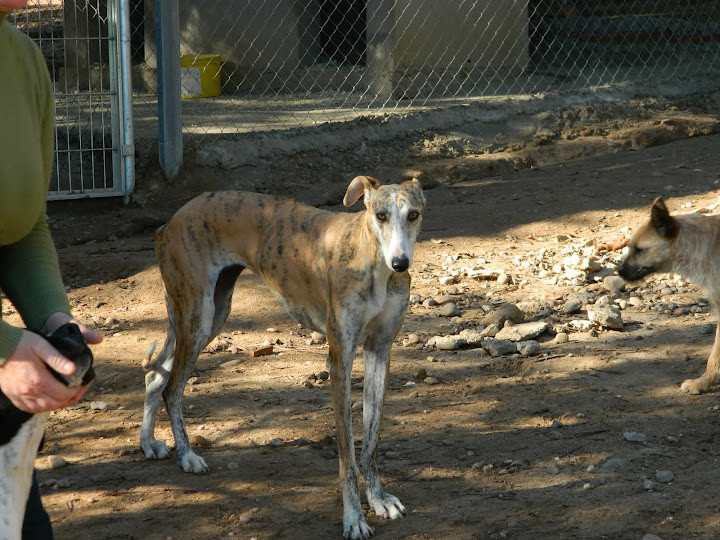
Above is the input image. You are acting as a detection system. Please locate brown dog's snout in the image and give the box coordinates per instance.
[617,263,634,281]
[617,260,655,283]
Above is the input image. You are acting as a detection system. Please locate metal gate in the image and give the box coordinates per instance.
[10,0,134,202]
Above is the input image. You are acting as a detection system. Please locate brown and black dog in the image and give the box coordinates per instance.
[619,197,720,394]
[141,176,426,539]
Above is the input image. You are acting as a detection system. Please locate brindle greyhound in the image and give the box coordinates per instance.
[141,176,426,539]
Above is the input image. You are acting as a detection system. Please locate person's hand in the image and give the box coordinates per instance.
[0,313,102,414]
[41,311,103,346]
[0,329,87,413]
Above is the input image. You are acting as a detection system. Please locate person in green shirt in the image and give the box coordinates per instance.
[0,1,103,537]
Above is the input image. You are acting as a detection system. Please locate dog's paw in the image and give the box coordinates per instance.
[681,377,712,395]
[368,492,406,520]
[142,439,171,460]
[343,511,374,540]
[180,451,209,474]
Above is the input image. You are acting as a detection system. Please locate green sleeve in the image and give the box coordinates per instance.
[0,321,23,367]
[0,215,72,332]
[0,215,71,365]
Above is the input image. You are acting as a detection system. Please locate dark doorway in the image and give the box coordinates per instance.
[129,0,144,63]
[319,0,366,65]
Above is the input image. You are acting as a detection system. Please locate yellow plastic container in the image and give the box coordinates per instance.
[180,54,222,98]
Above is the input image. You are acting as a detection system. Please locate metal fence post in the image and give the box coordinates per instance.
[156,0,182,178]
[119,0,136,203]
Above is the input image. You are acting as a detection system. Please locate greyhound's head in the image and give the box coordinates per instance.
[617,197,678,282]
[343,176,426,273]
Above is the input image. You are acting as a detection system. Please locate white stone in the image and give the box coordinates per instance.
[439,302,458,317]
[587,306,623,330]
[655,470,674,483]
[604,275,626,292]
[623,431,647,443]
[433,335,466,350]
[495,321,549,342]
[482,339,517,357]
[517,340,541,356]
[47,455,67,470]
[458,328,485,348]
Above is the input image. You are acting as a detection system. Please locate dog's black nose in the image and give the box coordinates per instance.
[391,256,409,272]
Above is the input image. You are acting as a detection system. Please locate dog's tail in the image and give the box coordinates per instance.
[142,340,158,371]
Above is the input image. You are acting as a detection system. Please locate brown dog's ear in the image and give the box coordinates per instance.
[651,197,678,239]
[343,176,381,207]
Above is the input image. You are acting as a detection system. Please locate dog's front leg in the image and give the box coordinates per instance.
[681,322,720,394]
[327,321,372,540]
[360,300,407,522]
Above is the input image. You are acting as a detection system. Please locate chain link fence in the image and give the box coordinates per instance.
[129,0,720,141]
[10,0,134,199]
[14,1,720,185]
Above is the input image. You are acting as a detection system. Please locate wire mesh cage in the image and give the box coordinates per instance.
[12,1,720,195]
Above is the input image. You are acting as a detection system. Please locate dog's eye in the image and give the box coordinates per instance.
[633,246,645,255]
[408,211,419,222]
[376,212,387,222]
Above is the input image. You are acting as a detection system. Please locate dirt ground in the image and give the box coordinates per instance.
[9,113,720,539]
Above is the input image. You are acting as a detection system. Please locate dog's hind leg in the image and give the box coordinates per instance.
[140,297,177,460]
[165,265,241,474]
[360,295,408,522]
[162,290,216,473]
[681,322,720,394]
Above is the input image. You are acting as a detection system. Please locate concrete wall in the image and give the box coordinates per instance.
[140,0,528,95]
[394,0,528,70]
[143,0,308,90]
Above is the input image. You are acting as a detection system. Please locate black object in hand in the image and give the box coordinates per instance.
[44,322,95,387]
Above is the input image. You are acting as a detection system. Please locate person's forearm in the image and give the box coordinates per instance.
[0,319,23,366]
[0,217,71,332]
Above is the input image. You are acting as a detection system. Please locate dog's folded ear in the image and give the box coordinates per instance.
[343,176,381,207]
[402,177,426,205]
[651,197,678,239]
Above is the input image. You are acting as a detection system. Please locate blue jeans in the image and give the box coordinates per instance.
[22,470,54,540]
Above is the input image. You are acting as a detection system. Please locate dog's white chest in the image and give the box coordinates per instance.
[364,292,386,325]
[363,267,395,325]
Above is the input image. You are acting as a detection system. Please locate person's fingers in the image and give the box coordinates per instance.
[0,330,92,413]
[33,338,76,376]
[76,323,103,345]
[15,367,78,413]
[45,312,104,345]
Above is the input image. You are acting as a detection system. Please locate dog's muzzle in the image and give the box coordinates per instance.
[391,256,409,272]
[617,263,654,283]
